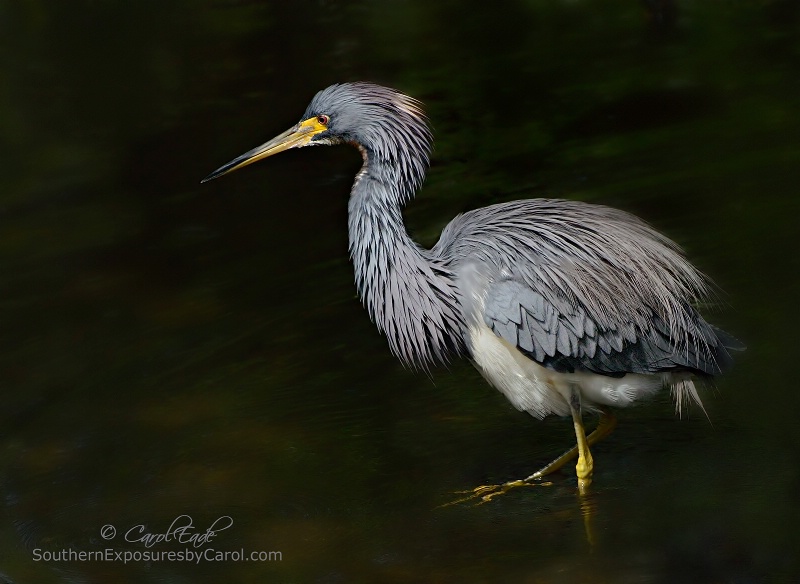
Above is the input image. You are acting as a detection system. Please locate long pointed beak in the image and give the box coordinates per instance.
[201,117,327,183]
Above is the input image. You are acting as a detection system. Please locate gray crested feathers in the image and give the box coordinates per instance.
[307,84,463,367]
[305,82,738,376]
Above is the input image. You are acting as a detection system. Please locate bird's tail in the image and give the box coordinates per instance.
[670,376,707,420]
[711,325,746,352]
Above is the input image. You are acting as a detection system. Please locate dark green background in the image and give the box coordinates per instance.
[2,1,798,582]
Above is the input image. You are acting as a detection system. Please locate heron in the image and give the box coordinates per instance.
[202,82,740,500]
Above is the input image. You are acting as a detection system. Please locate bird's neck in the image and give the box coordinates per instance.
[347,149,464,367]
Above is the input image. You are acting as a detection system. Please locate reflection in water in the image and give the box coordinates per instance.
[2,0,798,582]
[579,491,599,549]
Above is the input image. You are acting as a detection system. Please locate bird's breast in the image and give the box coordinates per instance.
[468,321,670,418]
[468,321,570,418]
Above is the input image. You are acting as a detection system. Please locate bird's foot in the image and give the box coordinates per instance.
[440,478,552,507]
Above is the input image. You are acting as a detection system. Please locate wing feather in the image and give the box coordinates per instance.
[431,198,739,376]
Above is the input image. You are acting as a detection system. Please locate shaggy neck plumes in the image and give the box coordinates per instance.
[347,145,464,368]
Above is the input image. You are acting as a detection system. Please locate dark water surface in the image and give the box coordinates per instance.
[2,1,799,582]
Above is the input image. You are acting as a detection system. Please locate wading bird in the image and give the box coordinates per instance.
[203,82,739,500]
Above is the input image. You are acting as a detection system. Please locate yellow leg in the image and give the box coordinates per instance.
[525,407,617,482]
[444,404,617,505]
[569,386,593,494]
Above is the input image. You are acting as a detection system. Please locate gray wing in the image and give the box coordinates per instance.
[483,277,736,376]
[429,198,740,377]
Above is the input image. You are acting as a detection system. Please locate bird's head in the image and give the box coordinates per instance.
[202,82,432,184]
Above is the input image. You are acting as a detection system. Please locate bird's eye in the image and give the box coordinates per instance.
[317,115,330,126]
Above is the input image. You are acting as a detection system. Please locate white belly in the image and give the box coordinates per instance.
[468,322,668,419]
